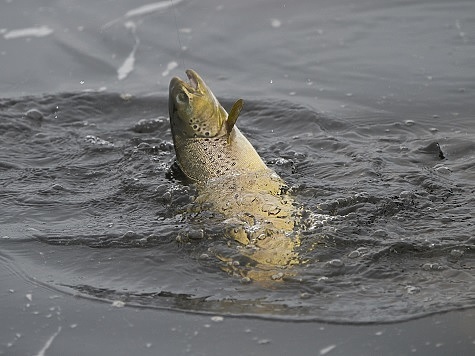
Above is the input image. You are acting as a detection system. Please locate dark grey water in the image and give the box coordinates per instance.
[1,0,474,354]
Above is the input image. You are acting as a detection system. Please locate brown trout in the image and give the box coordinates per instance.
[169,69,300,280]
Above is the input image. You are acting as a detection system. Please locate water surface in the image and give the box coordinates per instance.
[0,0,474,353]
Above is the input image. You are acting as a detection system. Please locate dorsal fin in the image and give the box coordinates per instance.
[226,99,244,134]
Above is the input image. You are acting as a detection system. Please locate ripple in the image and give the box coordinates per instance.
[0,92,473,323]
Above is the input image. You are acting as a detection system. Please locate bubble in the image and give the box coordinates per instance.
[25,108,43,121]
[422,263,446,271]
[450,249,464,258]
[372,229,388,238]
[434,165,451,175]
[405,285,420,294]
[326,259,343,267]
[399,191,413,199]
[240,277,251,284]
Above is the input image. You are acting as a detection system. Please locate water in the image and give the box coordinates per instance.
[1,0,474,353]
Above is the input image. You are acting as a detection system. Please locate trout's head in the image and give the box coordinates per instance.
[169,69,227,141]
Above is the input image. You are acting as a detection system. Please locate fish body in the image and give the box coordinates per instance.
[169,70,299,277]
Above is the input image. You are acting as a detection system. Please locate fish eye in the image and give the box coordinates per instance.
[176,92,188,104]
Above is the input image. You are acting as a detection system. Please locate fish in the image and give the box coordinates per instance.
[168,69,300,280]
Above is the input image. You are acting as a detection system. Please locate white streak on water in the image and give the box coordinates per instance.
[125,0,183,18]
[319,345,336,355]
[34,326,62,356]
[4,26,53,40]
[162,61,178,76]
[117,49,137,80]
[104,0,184,28]
[117,22,140,81]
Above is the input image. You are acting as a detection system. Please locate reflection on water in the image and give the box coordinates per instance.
[0,92,473,323]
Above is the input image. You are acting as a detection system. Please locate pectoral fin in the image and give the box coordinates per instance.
[226,99,244,133]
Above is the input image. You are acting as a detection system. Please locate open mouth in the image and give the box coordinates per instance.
[169,69,201,97]
[185,70,199,90]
